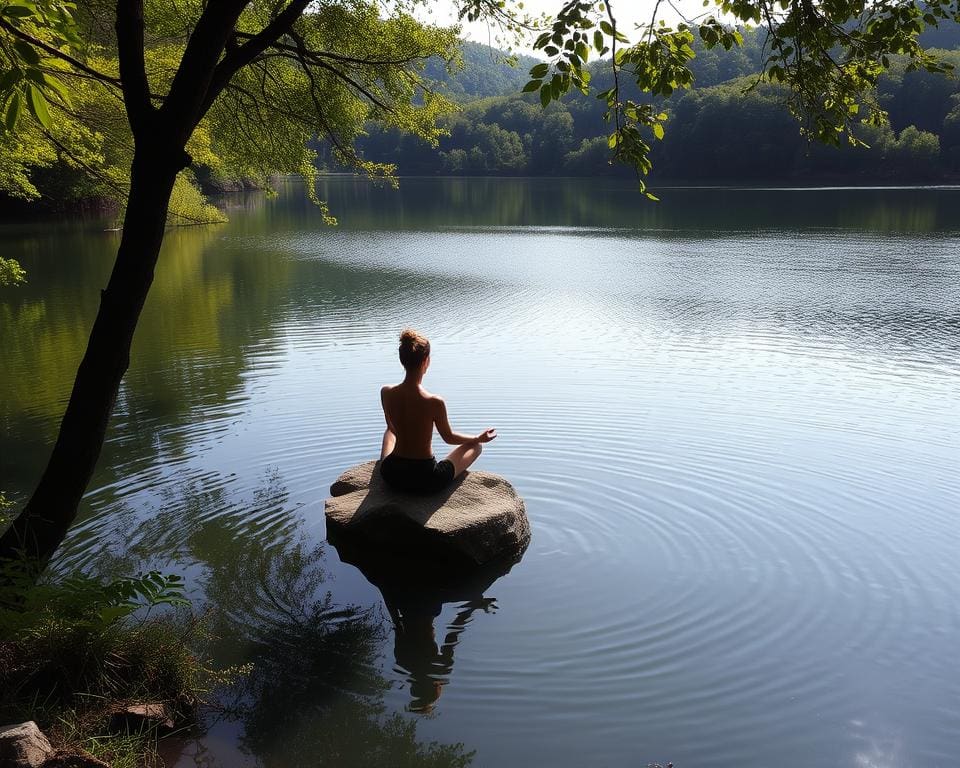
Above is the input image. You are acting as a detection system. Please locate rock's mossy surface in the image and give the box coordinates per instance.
[325,461,530,566]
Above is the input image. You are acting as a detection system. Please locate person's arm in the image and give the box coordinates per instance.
[433,397,496,445]
[380,386,397,433]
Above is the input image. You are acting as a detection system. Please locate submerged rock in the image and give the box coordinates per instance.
[0,722,54,768]
[325,461,530,566]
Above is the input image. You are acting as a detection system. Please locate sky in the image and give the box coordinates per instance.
[430,0,706,54]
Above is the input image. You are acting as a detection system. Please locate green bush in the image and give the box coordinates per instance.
[0,565,214,758]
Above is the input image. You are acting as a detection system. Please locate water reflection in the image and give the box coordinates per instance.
[79,472,476,767]
[299,177,960,233]
[329,530,524,713]
[197,536,475,767]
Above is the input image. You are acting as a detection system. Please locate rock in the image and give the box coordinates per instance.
[108,703,175,734]
[325,461,530,566]
[0,722,54,768]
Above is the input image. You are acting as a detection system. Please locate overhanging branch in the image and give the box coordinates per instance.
[0,17,120,87]
[197,0,312,119]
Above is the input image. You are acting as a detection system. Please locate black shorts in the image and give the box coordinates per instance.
[380,453,455,494]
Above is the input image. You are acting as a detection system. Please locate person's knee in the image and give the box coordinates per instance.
[474,442,483,456]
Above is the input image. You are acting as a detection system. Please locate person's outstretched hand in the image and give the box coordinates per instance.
[475,428,497,443]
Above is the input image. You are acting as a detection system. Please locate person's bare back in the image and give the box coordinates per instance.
[378,329,495,494]
[380,382,440,460]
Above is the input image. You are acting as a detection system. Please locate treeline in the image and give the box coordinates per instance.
[345,32,960,183]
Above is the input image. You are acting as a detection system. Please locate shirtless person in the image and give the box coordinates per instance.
[379,329,496,494]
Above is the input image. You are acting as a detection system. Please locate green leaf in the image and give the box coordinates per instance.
[13,40,40,67]
[4,92,21,132]
[539,83,551,107]
[521,79,541,93]
[530,62,549,78]
[652,123,664,140]
[26,84,51,129]
[98,604,135,625]
[41,73,72,106]
[1,5,36,18]
[0,68,24,93]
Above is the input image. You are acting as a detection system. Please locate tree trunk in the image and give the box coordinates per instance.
[0,145,183,570]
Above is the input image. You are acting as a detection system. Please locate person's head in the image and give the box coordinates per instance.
[399,328,430,375]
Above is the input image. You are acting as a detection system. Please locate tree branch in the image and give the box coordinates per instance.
[115,0,154,135]
[160,0,249,143]
[0,17,120,87]
[196,0,311,120]
[234,32,434,67]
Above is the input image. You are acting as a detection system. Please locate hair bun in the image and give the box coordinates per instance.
[398,328,430,370]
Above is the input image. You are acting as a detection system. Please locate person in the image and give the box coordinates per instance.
[379,328,496,494]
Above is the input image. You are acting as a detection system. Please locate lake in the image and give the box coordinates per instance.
[2,177,959,767]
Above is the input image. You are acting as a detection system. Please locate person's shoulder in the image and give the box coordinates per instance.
[424,391,445,408]
[380,384,395,399]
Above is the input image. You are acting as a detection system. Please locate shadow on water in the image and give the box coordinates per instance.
[329,529,525,714]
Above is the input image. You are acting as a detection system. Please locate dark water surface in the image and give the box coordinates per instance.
[2,178,960,767]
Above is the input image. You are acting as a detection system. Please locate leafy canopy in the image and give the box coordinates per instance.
[0,0,460,222]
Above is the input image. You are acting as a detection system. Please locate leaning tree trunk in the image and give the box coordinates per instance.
[0,145,183,569]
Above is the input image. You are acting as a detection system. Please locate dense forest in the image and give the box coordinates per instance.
[343,29,960,183]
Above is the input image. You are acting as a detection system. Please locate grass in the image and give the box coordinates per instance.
[0,565,231,767]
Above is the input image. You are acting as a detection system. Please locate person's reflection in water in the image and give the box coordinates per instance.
[327,528,524,714]
[385,591,497,713]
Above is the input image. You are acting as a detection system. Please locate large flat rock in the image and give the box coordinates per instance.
[325,461,530,566]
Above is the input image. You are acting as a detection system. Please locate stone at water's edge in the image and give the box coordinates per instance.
[0,722,54,768]
[325,461,530,566]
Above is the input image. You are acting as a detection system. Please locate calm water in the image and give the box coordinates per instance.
[2,178,960,767]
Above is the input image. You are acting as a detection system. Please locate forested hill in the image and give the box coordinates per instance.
[421,41,542,100]
[346,23,960,183]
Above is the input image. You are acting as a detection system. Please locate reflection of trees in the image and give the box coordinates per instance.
[304,177,959,232]
[0,216,293,509]
[70,474,474,767]
[205,538,474,768]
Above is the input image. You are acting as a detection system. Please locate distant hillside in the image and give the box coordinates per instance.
[423,41,542,101]
[350,22,960,184]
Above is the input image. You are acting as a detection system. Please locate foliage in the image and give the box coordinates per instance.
[0,0,460,221]
[0,490,15,525]
[0,567,200,710]
[0,0,80,132]
[423,40,541,101]
[1,568,188,634]
[53,720,161,768]
[0,561,233,768]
